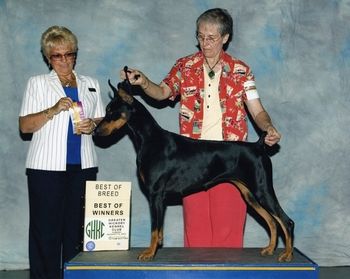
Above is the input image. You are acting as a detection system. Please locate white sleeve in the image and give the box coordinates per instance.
[244,80,260,100]
[19,76,43,116]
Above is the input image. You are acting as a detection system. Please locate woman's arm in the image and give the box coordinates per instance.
[19,97,73,133]
[245,98,281,146]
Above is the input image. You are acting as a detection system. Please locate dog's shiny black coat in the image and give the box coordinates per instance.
[95,80,294,262]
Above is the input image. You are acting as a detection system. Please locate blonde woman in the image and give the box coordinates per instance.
[19,26,104,279]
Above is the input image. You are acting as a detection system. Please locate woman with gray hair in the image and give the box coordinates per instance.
[19,26,104,279]
[122,8,281,249]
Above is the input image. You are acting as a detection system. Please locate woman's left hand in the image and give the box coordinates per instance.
[76,118,96,135]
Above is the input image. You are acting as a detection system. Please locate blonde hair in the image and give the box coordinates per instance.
[41,26,78,58]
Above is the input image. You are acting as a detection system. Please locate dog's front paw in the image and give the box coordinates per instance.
[138,248,155,261]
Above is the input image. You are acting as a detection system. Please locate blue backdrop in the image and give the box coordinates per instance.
[0,0,349,269]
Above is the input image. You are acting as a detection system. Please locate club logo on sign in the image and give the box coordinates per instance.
[85,220,105,240]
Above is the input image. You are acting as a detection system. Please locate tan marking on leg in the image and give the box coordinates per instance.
[233,181,277,256]
[273,215,293,262]
[138,229,160,261]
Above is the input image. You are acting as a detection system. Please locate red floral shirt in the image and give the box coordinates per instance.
[163,51,256,141]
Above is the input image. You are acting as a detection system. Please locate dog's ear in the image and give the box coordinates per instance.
[118,88,134,104]
[108,79,119,99]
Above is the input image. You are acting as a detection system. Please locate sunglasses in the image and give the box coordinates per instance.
[50,52,77,61]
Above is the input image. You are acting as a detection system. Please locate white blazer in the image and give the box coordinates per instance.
[20,70,105,171]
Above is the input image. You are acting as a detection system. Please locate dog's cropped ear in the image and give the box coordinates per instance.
[118,88,134,104]
[108,79,119,99]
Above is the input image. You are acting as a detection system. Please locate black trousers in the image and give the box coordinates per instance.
[26,166,97,279]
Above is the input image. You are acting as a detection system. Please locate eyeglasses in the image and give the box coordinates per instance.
[196,34,222,45]
[50,52,77,61]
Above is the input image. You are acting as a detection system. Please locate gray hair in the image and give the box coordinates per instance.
[196,8,233,48]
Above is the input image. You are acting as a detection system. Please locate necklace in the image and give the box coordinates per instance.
[204,56,221,79]
[59,74,75,87]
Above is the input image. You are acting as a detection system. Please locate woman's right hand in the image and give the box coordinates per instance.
[52,97,73,114]
[119,67,171,101]
[120,68,149,90]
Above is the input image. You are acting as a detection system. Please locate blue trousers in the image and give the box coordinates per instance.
[26,166,97,279]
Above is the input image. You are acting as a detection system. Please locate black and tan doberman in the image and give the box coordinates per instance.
[94,76,294,262]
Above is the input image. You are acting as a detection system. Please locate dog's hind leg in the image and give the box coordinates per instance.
[234,181,278,256]
[243,182,294,262]
[270,209,294,262]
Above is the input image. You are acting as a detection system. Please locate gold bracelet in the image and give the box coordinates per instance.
[43,108,54,120]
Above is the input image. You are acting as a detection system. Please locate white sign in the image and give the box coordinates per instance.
[83,181,131,251]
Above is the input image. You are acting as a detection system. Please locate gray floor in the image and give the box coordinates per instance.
[319,267,350,278]
[0,267,350,279]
